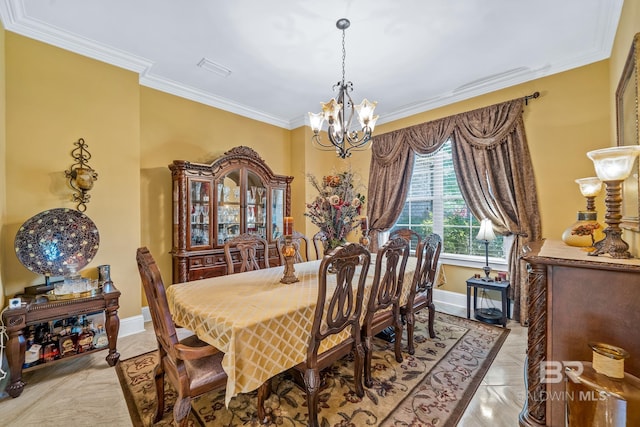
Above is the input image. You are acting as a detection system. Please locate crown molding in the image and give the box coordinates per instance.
[0,0,150,73]
[140,72,290,129]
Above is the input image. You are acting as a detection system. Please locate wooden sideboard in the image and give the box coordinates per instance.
[2,283,120,398]
[518,240,640,427]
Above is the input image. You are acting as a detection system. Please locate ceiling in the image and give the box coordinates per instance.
[0,0,624,130]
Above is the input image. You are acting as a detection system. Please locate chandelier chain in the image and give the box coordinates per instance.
[341,28,346,85]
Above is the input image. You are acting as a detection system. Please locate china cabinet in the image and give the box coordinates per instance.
[169,146,293,282]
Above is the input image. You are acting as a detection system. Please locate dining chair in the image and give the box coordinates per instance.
[312,230,328,259]
[259,243,370,427]
[276,230,312,264]
[138,246,272,424]
[223,232,270,274]
[390,227,423,254]
[400,233,442,354]
[361,236,410,388]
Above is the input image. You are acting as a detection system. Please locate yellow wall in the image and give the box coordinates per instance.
[2,1,640,314]
[611,0,640,255]
[139,87,292,295]
[0,20,6,308]
[2,34,142,318]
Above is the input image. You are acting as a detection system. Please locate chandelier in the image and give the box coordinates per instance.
[308,18,378,159]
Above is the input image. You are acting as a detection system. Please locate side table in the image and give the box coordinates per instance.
[2,282,120,398]
[466,277,510,327]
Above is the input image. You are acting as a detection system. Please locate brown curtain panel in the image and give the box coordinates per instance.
[367,116,455,250]
[367,98,541,324]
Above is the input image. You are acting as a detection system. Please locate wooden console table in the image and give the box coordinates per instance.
[518,240,640,427]
[2,283,120,398]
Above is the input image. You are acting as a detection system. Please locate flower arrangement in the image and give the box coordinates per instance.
[305,169,366,250]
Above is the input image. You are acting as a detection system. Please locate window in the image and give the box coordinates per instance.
[390,140,507,261]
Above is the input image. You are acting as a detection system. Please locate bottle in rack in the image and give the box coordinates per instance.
[42,331,59,362]
[92,324,109,349]
[76,317,94,353]
[23,327,41,368]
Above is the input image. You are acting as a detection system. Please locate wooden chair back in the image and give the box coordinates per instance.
[402,233,442,353]
[136,247,179,354]
[302,243,370,427]
[312,230,328,260]
[224,233,270,274]
[276,230,311,264]
[390,227,423,254]
[361,236,410,387]
[412,233,442,296]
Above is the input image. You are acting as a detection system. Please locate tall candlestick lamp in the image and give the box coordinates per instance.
[476,218,496,281]
[280,217,299,284]
[586,146,640,258]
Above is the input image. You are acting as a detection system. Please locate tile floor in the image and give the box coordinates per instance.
[0,305,527,426]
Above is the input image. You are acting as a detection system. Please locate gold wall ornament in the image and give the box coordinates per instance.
[65,138,98,212]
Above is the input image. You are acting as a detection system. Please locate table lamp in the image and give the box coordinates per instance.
[476,218,496,281]
[561,177,604,249]
[586,146,640,258]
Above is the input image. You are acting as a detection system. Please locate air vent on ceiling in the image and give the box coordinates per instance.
[197,58,232,78]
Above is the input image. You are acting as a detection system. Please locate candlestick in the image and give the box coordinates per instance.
[359,216,370,247]
[280,235,299,284]
[360,216,368,232]
[284,217,294,236]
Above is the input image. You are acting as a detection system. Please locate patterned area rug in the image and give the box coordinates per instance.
[116,312,509,427]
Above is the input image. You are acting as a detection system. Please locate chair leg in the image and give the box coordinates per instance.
[173,395,192,427]
[406,309,416,355]
[256,380,271,424]
[362,325,374,388]
[304,367,321,427]
[393,311,403,363]
[153,364,165,423]
[427,291,436,339]
[353,341,365,398]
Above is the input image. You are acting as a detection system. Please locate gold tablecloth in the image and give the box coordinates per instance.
[166,256,417,406]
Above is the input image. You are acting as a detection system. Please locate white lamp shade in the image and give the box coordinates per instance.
[574,177,602,197]
[476,218,496,242]
[308,112,324,132]
[586,146,640,181]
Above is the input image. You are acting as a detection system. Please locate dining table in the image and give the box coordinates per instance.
[166,254,418,406]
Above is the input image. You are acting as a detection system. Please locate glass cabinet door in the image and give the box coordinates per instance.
[271,187,284,241]
[216,170,241,245]
[189,178,211,247]
[246,171,267,239]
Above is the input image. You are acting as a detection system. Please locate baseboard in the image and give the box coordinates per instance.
[141,306,151,323]
[433,288,514,318]
[119,314,146,338]
[433,288,467,312]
